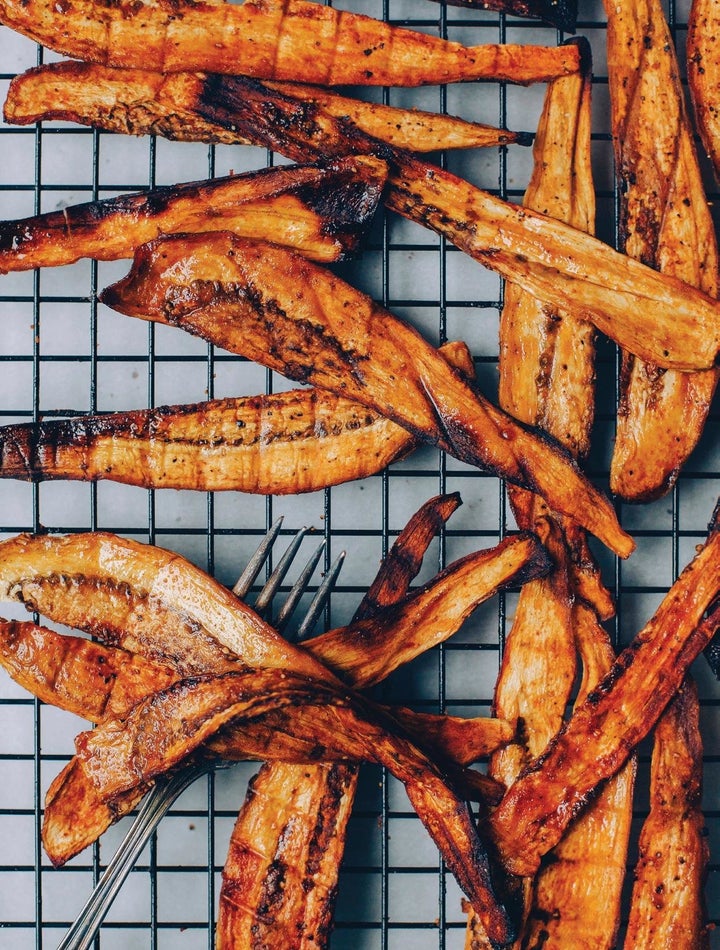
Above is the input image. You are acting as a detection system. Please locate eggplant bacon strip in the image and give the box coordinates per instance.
[103,68,720,371]
[101,232,633,559]
[624,677,709,948]
[605,0,719,502]
[0,0,581,87]
[0,527,545,943]
[10,64,720,372]
[310,531,551,691]
[217,495,539,949]
[0,341,473,493]
[519,601,636,949]
[499,38,597,469]
[0,155,387,273]
[218,760,356,950]
[70,666,516,947]
[71,668,485,802]
[0,618,514,770]
[467,56,633,950]
[497,37,611,617]
[35,522,545,865]
[465,519,578,949]
[4,61,530,153]
[489,512,720,877]
[689,0,720,183]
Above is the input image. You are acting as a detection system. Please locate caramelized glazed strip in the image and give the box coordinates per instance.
[486,522,576,787]
[465,520,577,949]
[44,760,148,868]
[216,762,358,950]
[490,524,720,876]
[9,63,716,372]
[72,669,487,800]
[0,619,178,722]
[0,531,338,682]
[605,0,719,502]
[41,528,540,864]
[351,492,464,622]
[519,601,635,949]
[102,233,633,559]
[0,342,472,493]
[18,63,718,372]
[0,617,510,767]
[311,533,551,688]
[8,535,506,933]
[0,528,546,695]
[498,38,596,463]
[498,40,610,611]
[1,522,537,937]
[624,677,709,948]
[218,493,516,949]
[175,73,720,372]
[689,0,720,182]
[74,668,516,944]
[4,61,528,152]
[468,60,630,950]
[218,495,532,950]
[0,0,580,86]
[0,155,387,273]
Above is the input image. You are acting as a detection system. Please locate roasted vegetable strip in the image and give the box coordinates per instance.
[689,0,720,181]
[311,533,550,689]
[175,73,720,372]
[217,762,356,950]
[498,38,610,613]
[102,232,633,558]
[4,61,529,152]
[0,0,580,87]
[0,617,509,767]
[72,668,481,801]
[23,63,720,370]
[39,525,541,864]
[520,601,635,949]
[605,0,719,502]
[218,493,510,949]
[44,760,148,868]
[0,155,386,273]
[465,520,577,949]
[499,40,596,465]
[0,531,338,682]
[0,530,524,940]
[489,519,720,876]
[468,59,632,950]
[0,342,472,493]
[351,492,464,623]
[0,618,177,722]
[73,675,515,942]
[624,677,709,948]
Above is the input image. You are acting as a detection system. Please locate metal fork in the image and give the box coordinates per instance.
[56,518,345,950]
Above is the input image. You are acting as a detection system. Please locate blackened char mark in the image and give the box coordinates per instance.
[438,0,576,32]
[196,73,398,168]
[292,169,384,248]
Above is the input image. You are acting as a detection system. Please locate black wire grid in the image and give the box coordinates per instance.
[0,0,719,946]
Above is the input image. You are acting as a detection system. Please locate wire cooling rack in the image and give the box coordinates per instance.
[1,0,720,946]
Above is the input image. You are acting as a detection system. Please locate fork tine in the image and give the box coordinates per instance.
[253,525,311,615]
[274,539,327,633]
[232,516,285,599]
[292,550,346,642]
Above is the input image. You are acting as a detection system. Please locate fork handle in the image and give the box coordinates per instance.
[56,763,211,950]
